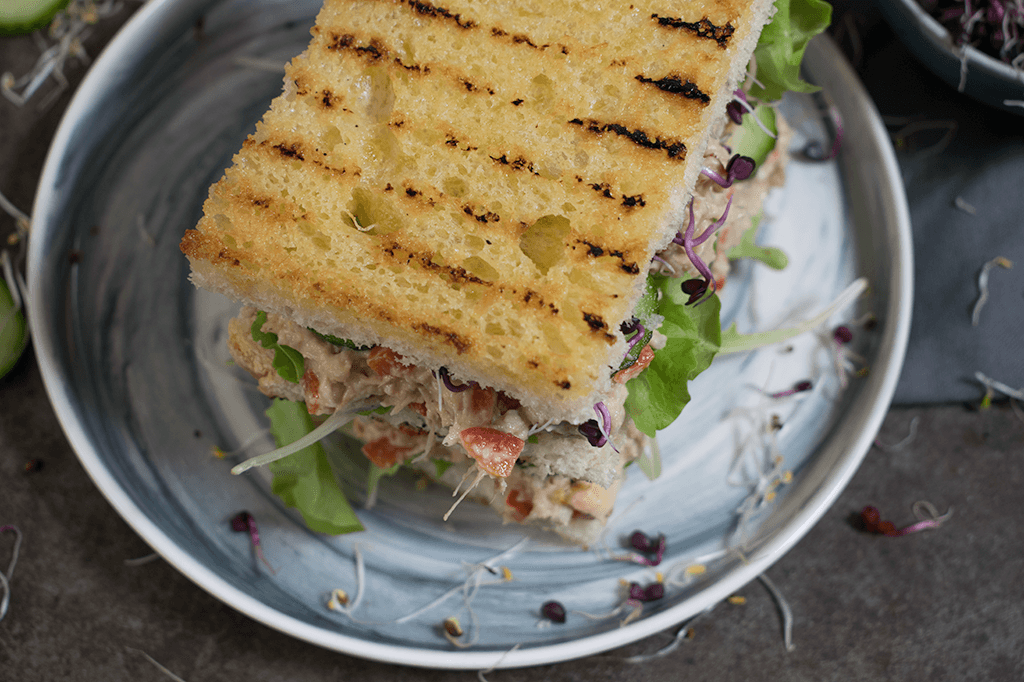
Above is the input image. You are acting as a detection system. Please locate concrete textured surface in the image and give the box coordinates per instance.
[2,2,1023,680]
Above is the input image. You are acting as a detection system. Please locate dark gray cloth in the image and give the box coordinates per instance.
[849,9,1024,405]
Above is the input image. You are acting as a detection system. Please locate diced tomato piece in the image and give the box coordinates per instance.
[302,369,321,414]
[408,402,427,416]
[613,344,655,384]
[367,347,410,376]
[459,427,525,478]
[467,386,497,422]
[505,488,534,521]
[397,423,426,438]
[361,434,416,468]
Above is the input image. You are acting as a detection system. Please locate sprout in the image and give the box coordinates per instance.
[627,581,665,602]
[231,511,275,573]
[439,366,474,392]
[700,154,756,188]
[626,531,667,567]
[231,400,373,474]
[1,1,122,109]
[769,380,813,399]
[443,616,464,637]
[833,325,853,344]
[758,574,795,652]
[873,416,921,452]
[971,256,1013,326]
[125,647,188,682]
[672,196,733,305]
[619,317,647,353]
[802,105,844,161]
[541,600,567,623]
[726,88,778,139]
[579,402,617,450]
[858,501,953,537]
[0,525,23,624]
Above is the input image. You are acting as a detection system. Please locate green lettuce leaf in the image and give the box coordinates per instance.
[252,311,304,383]
[308,328,372,351]
[748,0,832,101]
[625,275,722,437]
[727,215,789,270]
[266,399,364,535]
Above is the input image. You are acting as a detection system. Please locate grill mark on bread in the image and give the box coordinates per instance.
[573,238,641,275]
[488,26,568,53]
[251,138,357,178]
[490,153,540,175]
[651,14,736,47]
[321,31,506,98]
[576,176,647,211]
[320,88,340,109]
[398,0,477,30]
[274,142,305,161]
[412,321,472,353]
[634,74,710,104]
[582,311,615,342]
[567,118,687,161]
[379,237,491,287]
[444,133,478,152]
[463,204,500,223]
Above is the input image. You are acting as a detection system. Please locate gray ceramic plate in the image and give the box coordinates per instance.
[28,0,912,670]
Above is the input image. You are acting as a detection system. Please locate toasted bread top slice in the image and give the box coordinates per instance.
[181,0,775,423]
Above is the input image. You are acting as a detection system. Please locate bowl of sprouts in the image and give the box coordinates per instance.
[877,0,1024,115]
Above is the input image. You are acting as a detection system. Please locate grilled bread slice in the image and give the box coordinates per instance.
[181,0,776,424]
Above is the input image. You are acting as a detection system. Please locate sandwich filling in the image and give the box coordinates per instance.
[225,116,790,541]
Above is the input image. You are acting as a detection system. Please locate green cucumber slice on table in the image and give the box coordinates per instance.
[0,277,27,379]
[0,0,70,36]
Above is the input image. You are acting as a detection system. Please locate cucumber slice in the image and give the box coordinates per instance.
[0,0,70,36]
[728,104,778,168]
[0,277,27,379]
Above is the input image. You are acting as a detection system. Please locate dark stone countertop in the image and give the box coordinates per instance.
[1,3,1022,680]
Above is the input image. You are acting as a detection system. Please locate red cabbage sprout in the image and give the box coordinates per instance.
[700,154,756,188]
[672,196,733,304]
[231,511,275,573]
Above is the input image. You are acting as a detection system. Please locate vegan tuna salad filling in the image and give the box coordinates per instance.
[225,113,791,543]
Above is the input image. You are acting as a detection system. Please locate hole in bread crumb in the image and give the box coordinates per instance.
[485,322,504,336]
[312,232,331,250]
[214,214,233,231]
[486,345,502,359]
[322,125,342,150]
[462,256,499,282]
[442,176,469,197]
[519,215,570,275]
[541,322,570,355]
[346,187,402,234]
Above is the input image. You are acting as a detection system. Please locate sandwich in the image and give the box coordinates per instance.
[181,0,831,544]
